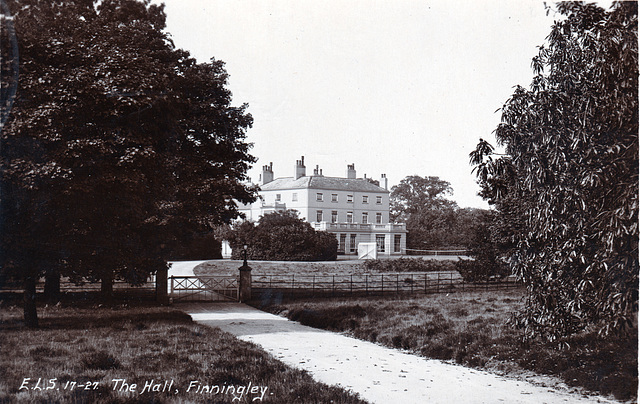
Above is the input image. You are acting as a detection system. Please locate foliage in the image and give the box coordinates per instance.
[0,0,256,326]
[390,175,456,222]
[361,258,457,273]
[454,209,512,282]
[454,256,510,283]
[228,210,338,261]
[390,176,493,250]
[470,2,638,339]
[390,175,460,249]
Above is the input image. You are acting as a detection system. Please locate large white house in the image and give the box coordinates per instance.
[239,157,407,256]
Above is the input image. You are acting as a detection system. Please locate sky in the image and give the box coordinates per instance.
[155,0,562,209]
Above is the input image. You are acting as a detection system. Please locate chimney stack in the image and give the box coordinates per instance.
[346,163,356,179]
[313,165,324,176]
[380,173,388,190]
[295,156,306,179]
[261,162,274,185]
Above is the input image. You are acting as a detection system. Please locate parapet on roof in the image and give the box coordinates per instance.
[260,176,389,193]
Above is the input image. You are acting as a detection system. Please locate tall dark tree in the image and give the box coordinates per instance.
[471,2,638,339]
[1,0,256,326]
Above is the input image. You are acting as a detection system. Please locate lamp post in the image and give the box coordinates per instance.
[243,244,248,267]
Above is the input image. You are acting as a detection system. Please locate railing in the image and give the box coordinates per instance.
[251,271,519,300]
[313,222,407,232]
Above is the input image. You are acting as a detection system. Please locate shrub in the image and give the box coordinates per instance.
[287,305,367,331]
[361,258,457,273]
[228,210,338,261]
[454,255,510,283]
[421,343,453,360]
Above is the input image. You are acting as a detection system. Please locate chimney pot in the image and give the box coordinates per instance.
[295,156,306,179]
[346,163,356,179]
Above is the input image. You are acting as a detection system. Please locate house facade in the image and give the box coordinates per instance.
[239,157,407,256]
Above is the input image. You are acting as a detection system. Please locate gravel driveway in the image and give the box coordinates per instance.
[181,302,617,404]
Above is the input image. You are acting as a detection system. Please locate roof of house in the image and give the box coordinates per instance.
[259,176,389,193]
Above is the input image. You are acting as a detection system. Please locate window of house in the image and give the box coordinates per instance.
[362,212,368,224]
[394,235,402,253]
[347,194,353,203]
[339,234,347,253]
[292,193,298,202]
[376,212,383,224]
[316,210,323,222]
[376,196,382,204]
[350,234,357,253]
[275,194,281,202]
[346,212,353,223]
[376,234,386,252]
[362,195,369,204]
[316,193,323,201]
[331,211,338,223]
[331,193,338,202]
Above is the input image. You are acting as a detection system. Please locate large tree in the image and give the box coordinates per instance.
[470,2,638,339]
[390,175,459,250]
[1,0,256,326]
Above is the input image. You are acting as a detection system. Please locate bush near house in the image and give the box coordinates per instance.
[362,258,458,273]
[228,211,338,261]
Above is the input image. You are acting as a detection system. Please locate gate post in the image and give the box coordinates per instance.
[239,265,252,302]
[238,246,252,302]
[156,266,170,305]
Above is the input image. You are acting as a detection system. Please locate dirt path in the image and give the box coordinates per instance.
[181,302,617,404]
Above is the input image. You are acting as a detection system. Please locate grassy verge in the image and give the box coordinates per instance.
[0,300,367,404]
[257,289,637,402]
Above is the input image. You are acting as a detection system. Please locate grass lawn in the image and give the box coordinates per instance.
[0,299,367,404]
[193,258,460,277]
[195,260,364,276]
[257,289,638,402]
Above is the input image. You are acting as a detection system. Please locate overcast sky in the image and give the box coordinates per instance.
[155,0,562,209]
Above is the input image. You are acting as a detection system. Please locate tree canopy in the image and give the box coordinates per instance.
[0,0,257,326]
[227,210,338,261]
[390,175,461,250]
[470,2,638,339]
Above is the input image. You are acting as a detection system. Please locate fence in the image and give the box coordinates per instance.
[252,271,520,300]
[0,278,156,298]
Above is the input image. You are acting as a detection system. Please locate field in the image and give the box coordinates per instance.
[0,300,366,404]
[258,290,638,402]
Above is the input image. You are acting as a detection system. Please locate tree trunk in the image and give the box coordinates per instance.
[101,272,113,302]
[23,276,38,328]
[44,270,61,304]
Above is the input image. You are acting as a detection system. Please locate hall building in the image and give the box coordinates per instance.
[239,157,407,256]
